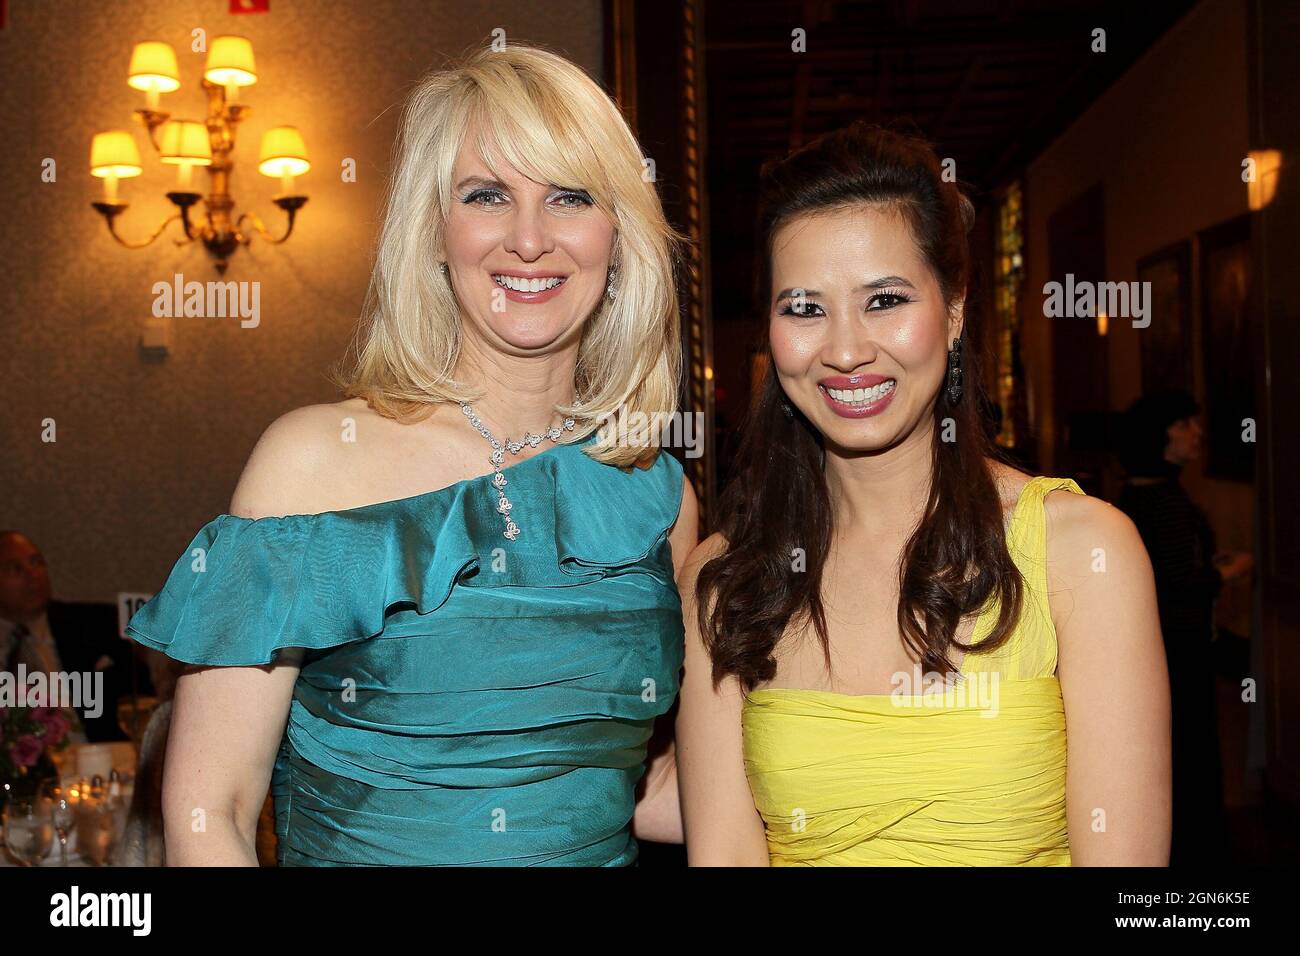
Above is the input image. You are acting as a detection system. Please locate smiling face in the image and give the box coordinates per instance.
[768,202,963,454]
[442,134,616,356]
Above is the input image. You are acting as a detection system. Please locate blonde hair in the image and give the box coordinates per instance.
[331,44,684,467]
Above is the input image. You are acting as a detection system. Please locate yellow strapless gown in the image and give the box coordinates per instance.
[742,476,1082,866]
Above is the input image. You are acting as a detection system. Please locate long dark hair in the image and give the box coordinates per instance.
[696,121,1023,692]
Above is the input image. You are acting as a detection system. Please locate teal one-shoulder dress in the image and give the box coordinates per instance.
[125,433,685,866]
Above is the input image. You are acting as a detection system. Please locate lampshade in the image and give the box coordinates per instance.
[258,126,311,177]
[159,121,213,165]
[1247,148,1282,211]
[127,41,181,93]
[205,35,257,87]
[89,131,143,178]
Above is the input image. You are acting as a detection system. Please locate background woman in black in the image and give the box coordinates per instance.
[1117,391,1253,864]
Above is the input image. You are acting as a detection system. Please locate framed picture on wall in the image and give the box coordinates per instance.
[1136,240,1193,394]
[1197,213,1255,482]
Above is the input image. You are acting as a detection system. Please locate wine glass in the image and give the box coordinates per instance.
[3,794,54,866]
[41,781,77,866]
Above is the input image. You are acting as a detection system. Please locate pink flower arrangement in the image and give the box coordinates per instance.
[1,704,71,801]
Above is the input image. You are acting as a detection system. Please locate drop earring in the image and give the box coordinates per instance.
[945,337,963,406]
[605,269,618,301]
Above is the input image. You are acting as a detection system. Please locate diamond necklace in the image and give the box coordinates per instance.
[459,401,576,540]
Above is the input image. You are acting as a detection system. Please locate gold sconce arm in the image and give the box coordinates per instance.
[133,108,172,151]
[164,191,205,242]
[235,196,308,246]
[90,200,195,250]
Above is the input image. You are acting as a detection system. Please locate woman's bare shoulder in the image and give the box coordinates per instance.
[1043,482,1141,557]
[227,398,382,519]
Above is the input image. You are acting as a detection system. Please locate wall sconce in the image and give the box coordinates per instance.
[90,35,311,273]
[1247,149,1282,211]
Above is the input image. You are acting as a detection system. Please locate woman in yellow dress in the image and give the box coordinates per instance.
[677,122,1171,865]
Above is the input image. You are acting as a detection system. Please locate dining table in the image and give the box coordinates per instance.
[1,740,138,867]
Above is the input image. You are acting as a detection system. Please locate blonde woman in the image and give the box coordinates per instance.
[126,45,696,866]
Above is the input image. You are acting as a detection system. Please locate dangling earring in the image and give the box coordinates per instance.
[605,269,618,301]
[945,337,963,405]
[780,397,794,419]
[439,261,449,277]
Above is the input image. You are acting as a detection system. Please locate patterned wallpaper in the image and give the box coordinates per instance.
[0,0,604,605]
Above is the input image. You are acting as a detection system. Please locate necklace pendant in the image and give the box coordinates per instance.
[458,400,577,544]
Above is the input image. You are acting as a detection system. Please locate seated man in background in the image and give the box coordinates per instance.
[0,529,155,742]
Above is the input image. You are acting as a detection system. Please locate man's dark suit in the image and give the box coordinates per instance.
[5,601,156,743]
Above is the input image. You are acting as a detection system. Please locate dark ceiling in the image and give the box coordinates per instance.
[704,0,1202,319]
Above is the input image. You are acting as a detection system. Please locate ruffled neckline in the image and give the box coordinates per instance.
[125,434,685,666]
